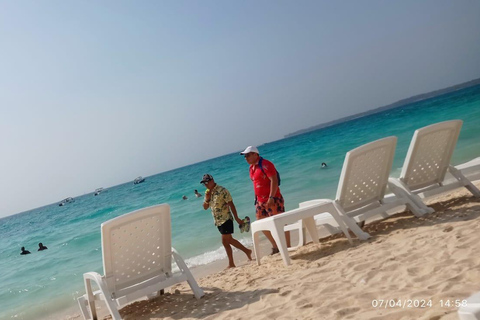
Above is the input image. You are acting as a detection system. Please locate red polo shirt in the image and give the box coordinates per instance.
[249,158,281,203]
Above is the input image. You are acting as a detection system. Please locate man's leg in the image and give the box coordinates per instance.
[262,230,277,249]
[221,234,235,268]
[227,236,252,260]
[285,230,291,248]
[261,230,291,249]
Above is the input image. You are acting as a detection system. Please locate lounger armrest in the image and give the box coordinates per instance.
[83,271,103,282]
[83,272,113,300]
[83,271,124,319]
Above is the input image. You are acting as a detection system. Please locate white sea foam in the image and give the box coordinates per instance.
[185,237,253,268]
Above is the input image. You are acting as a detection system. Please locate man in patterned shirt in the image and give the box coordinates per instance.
[201,174,252,268]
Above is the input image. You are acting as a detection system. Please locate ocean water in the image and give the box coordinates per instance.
[1,85,480,319]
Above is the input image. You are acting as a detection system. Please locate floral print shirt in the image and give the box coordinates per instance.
[205,184,233,226]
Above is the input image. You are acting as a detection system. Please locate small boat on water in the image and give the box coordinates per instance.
[59,197,75,206]
[94,188,104,196]
[133,176,145,185]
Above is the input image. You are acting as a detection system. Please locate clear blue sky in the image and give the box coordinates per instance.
[1,0,479,218]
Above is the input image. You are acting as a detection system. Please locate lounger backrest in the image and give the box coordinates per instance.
[336,137,397,212]
[400,120,462,191]
[101,204,172,294]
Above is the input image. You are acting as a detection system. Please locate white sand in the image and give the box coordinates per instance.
[78,182,480,320]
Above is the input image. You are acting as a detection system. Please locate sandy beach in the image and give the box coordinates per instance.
[68,180,479,320]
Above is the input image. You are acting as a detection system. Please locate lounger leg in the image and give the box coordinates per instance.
[333,202,371,240]
[172,249,204,299]
[82,273,121,320]
[284,220,305,250]
[449,165,480,198]
[388,178,434,215]
[272,220,291,266]
[77,296,92,320]
[302,217,319,244]
[326,204,354,244]
[252,230,263,266]
[104,299,122,320]
[404,197,431,217]
[84,278,98,320]
[296,219,306,247]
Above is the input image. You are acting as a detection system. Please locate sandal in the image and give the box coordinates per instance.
[244,216,250,233]
[239,216,251,233]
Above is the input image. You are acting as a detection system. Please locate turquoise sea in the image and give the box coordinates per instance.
[1,85,480,320]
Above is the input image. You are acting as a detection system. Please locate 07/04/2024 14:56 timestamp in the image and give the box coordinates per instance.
[371,299,468,309]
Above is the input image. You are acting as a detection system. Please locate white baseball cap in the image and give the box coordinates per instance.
[240,146,259,155]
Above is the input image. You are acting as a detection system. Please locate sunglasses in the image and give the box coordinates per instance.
[244,153,253,158]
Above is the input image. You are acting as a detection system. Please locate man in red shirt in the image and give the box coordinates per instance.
[240,146,290,254]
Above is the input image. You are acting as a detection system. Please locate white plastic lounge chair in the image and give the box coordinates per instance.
[388,120,480,213]
[458,291,480,319]
[251,200,352,266]
[327,136,428,238]
[77,204,204,320]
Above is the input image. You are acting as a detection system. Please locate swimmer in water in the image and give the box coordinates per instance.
[194,189,202,198]
[38,243,48,251]
[20,247,31,255]
[182,195,188,200]
[321,162,327,168]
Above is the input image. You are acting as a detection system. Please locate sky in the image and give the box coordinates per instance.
[1,0,480,218]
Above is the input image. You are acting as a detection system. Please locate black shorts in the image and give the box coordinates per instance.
[217,219,234,235]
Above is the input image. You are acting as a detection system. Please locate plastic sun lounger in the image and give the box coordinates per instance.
[388,120,480,213]
[458,291,480,319]
[251,200,352,266]
[252,137,427,266]
[320,136,427,239]
[77,204,204,320]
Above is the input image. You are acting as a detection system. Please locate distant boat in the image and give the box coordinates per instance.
[94,188,104,196]
[133,176,145,185]
[59,197,75,206]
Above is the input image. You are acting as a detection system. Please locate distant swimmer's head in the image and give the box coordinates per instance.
[200,174,215,188]
[38,243,48,251]
[20,247,31,255]
[240,146,260,165]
